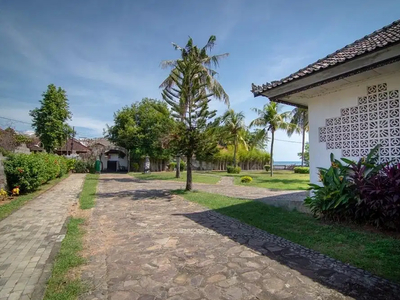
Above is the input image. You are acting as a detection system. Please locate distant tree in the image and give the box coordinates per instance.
[287,107,309,167]
[161,35,229,191]
[298,142,309,166]
[250,102,290,176]
[30,84,73,153]
[221,109,246,167]
[106,98,174,164]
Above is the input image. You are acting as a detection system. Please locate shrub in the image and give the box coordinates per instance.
[132,162,140,172]
[294,167,309,174]
[240,176,252,183]
[264,165,270,172]
[66,159,76,172]
[73,160,88,173]
[357,163,400,230]
[227,166,241,174]
[179,161,186,171]
[305,145,400,229]
[4,153,69,193]
[168,162,176,171]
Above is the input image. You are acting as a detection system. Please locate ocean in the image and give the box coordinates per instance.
[274,161,302,165]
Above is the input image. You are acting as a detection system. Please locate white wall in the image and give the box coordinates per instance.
[100,153,128,171]
[308,72,400,184]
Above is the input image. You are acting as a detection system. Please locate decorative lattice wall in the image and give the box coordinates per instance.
[318,83,400,164]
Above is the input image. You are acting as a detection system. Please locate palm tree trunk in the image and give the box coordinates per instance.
[176,155,181,178]
[301,127,306,167]
[270,130,274,177]
[186,154,192,191]
[233,136,238,167]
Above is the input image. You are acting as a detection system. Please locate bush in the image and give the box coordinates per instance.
[264,165,270,172]
[294,167,309,174]
[73,160,95,173]
[168,162,176,171]
[132,162,140,172]
[227,166,241,174]
[305,145,400,229]
[4,153,69,193]
[240,176,252,183]
[179,161,186,171]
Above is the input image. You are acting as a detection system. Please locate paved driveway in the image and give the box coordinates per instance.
[81,174,399,300]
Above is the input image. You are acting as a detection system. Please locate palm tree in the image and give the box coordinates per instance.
[287,108,309,167]
[160,36,229,191]
[222,109,246,167]
[250,102,290,176]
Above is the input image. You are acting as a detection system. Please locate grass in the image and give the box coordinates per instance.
[44,173,99,299]
[213,170,310,190]
[79,174,99,209]
[175,190,400,283]
[43,218,86,300]
[0,175,68,221]
[130,171,221,184]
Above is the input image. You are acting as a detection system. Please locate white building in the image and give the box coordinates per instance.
[252,20,400,184]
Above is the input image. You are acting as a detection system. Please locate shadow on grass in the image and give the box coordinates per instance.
[173,190,400,300]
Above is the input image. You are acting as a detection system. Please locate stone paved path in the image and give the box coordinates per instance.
[81,174,399,300]
[0,174,85,300]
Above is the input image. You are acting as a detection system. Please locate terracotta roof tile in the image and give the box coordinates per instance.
[252,20,400,96]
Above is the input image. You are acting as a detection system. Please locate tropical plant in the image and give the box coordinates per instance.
[30,84,73,153]
[264,165,270,172]
[250,102,290,176]
[160,36,229,191]
[221,109,246,167]
[304,154,355,220]
[287,108,309,166]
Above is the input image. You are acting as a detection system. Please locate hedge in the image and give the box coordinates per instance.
[227,166,241,174]
[4,153,72,193]
[294,167,310,174]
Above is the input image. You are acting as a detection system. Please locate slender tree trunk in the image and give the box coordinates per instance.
[301,127,306,167]
[233,136,238,167]
[270,130,274,177]
[176,155,181,178]
[186,154,192,191]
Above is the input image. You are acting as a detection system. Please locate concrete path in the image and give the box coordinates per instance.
[0,174,85,300]
[81,174,399,300]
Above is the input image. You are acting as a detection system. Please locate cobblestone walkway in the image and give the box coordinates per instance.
[82,174,399,300]
[0,174,85,300]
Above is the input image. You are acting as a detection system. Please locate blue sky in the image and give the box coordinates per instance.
[1,0,399,161]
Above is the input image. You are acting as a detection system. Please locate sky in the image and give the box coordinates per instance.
[1,0,399,161]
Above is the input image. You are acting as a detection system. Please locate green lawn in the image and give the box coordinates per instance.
[175,190,400,283]
[130,171,221,184]
[79,174,99,209]
[0,175,68,221]
[43,218,86,300]
[212,170,310,190]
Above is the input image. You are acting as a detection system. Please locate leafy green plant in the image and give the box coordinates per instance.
[179,160,186,171]
[305,153,356,220]
[227,165,241,174]
[168,162,177,171]
[264,165,270,172]
[240,176,252,183]
[294,167,309,174]
[132,162,140,172]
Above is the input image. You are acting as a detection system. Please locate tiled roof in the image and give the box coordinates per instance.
[252,19,400,96]
[58,138,90,152]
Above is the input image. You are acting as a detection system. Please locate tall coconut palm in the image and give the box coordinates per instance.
[222,109,246,167]
[250,102,290,177]
[160,36,229,191]
[287,107,309,167]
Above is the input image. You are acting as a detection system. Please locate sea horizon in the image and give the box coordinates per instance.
[274,161,302,165]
